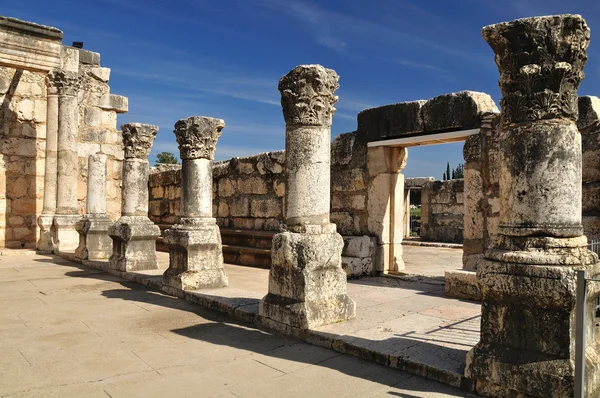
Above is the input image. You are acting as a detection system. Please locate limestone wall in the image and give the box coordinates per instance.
[0,67,48,247]
[76,49,127,221]
[420,179,465,244]
[462,113,501,270]
[579,96,600,241]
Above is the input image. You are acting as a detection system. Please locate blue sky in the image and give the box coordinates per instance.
[4,0,600,178]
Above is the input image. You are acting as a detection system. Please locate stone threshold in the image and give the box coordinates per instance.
[56,251,478,394]
[402,240,463,249]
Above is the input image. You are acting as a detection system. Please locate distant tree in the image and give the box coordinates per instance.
[453,163,464,179]
[446,162,451,181]
[155,152,178,165]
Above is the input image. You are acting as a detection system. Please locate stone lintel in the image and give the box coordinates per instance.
[357,91,499,142]
[405,177,435,189]
[0,16,63,72]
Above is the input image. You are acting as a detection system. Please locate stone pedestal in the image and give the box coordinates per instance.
[75,215,113,260]
[163,116,228,291]
[75,154,112,260]
[163,219,227,290]
[52,70,80,253]
[260,223,355,329]
[37,215,55,253]
[465,15,600,397]
[109,123,160,271]
[259,64,355,330]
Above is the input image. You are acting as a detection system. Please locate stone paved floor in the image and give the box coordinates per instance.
[0,249,479,397]
[401,245,463,277]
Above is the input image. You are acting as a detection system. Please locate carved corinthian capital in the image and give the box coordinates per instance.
[279,64,339,127]
[173,116,225,160]
[120,123,159,160]
[483,14,590,125]
[46,70,80,97]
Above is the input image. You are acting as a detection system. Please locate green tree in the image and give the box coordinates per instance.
[155,151,178,165]
[446,162,451,181]
[453,163,464,179]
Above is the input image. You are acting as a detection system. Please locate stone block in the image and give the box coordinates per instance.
[15,98,34,121]
[236,160,254,174]
[422,91,498,133]
[218,179,236,197]
[108,216,160,271]
[332,192,365,211]
[332,168,365,192]
[100,144,124,160]
[14,80,43,97]
[78,142,100,157]
[238,177,267,195]
[218,202,229,217]
[229,197,249,217]
[250,198,281,218]
[331,212,360,236]
[259,230,356,329]
[357,100,426,141]
[89,93,128,113]
[583,150,600,183]
[89,67,110,82]
[331,132,358,166]
[79,49,100,65]
[273,179,285,197]
[84,107,102,127]
[444,270,481,301]
[342,235,374,258]
[101,111,117,130]
[405,177,435,188]
[232,218,254,229]
[578,96,600,130]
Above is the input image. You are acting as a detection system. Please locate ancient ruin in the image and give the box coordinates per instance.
[259,65,356,330]
[2,10,600,398]
[163,116,229,291]
[108,123,160,271]
[75,153,112,260]
[465,15,600,397]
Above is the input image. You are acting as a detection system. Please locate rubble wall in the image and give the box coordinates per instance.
[420,179,465,244]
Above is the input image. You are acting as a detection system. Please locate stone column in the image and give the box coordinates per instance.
[465,15,600,397]
[259,64,355,330]
[36,71,60,252]
[75,154,113,260]
[162,117,228,292]
[108,123,160,271]
[52,71,81,253]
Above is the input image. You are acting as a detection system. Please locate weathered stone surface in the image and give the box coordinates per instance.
[0,17,62,72]
[279,64,339,128]
[78,49,100,65]
[422,91,498,133]
[174,116,224,160]
[342,235,374,258]
[260,229,356,329]
[88,67,110,83]
[163,221,228,290]
[121,123,158,159]
[108,217,160,271]
[357,100,426,141]
[578,96,600,131]
[444,270,481,301]
[405,177,435,188]
[468,15,600,398]
[75,215,113,260]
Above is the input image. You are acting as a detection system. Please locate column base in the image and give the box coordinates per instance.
[466,257,600,397]
[75,215,113,260]
[162,219,228,290]
[259,224,356,329]
[53,214,81,253]
[108,216,160,271]
[37,214,55,253]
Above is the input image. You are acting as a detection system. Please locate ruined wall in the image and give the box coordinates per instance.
[420,179,465,243]
[462,112,501,270]
[76,49,127,221]
[580,96,600,241]
[149,151,286,231]
[0,67,47,248]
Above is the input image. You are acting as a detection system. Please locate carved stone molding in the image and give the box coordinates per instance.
[483,14,590,124]
[279,64,339,127]
[46,70,80,97]
[121,123,159,160]
[173,116,225,160]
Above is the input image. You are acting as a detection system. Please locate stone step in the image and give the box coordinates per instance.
[220,228,275,249]
[222,244,271,269]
